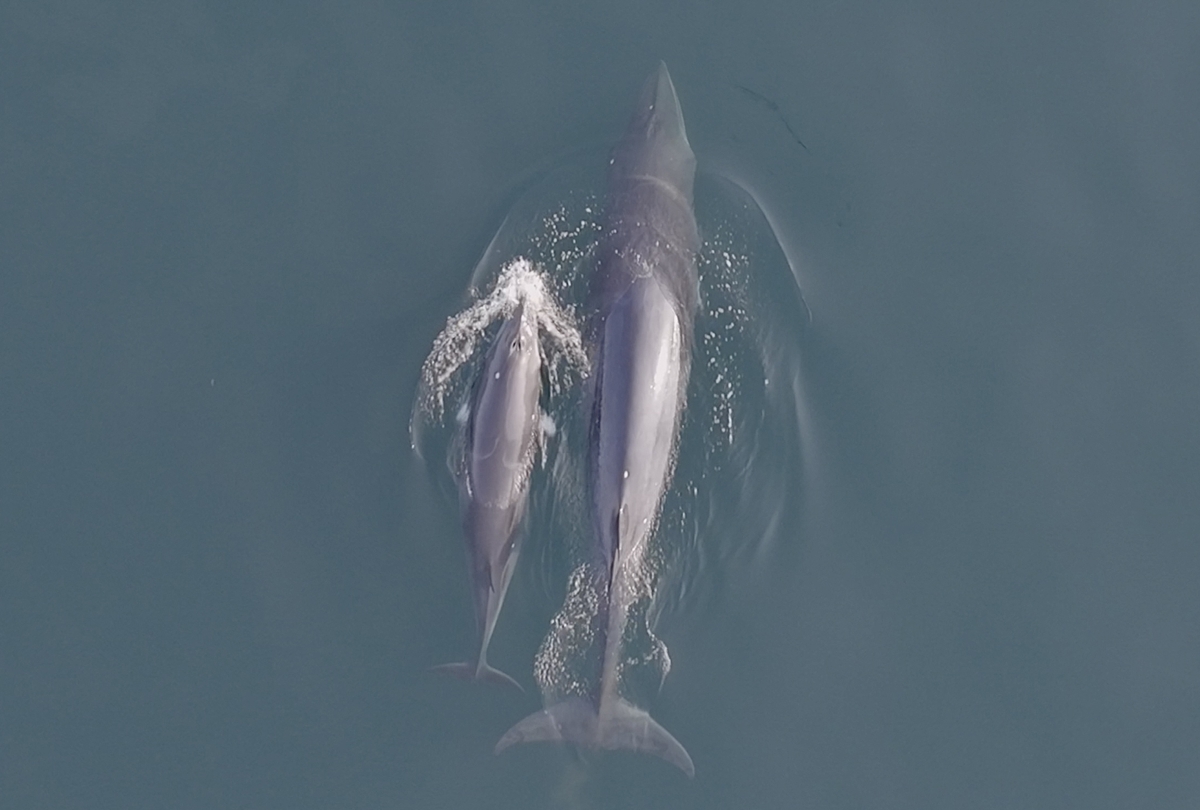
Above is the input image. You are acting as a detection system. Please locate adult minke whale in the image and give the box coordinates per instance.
[496,62,699,776]
[434,301,542,690]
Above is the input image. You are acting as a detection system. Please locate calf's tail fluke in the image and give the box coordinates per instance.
[431,661,524,692]
[494,697,694,777]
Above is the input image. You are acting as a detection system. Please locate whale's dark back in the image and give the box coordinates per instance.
[592,62,700,360]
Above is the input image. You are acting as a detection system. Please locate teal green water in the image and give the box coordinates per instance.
[3,2,1198,808]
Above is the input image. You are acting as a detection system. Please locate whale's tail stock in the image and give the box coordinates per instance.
[494,696,694,777]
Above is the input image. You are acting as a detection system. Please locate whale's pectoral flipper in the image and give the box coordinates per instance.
[495,698,694,778]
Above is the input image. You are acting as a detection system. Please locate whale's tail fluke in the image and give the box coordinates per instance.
[431,660,524,692]
[494,697,694,777]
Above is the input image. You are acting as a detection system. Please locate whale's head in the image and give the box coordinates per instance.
[609,62,695,199]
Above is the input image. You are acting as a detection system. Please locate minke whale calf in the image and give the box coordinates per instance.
[496,63,699,776]
[434,301,543,690]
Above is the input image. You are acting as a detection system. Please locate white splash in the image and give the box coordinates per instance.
[415,258,588,424]
[534,564,601,701]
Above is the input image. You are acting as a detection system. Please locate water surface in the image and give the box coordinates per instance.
[2,1,1198,808]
